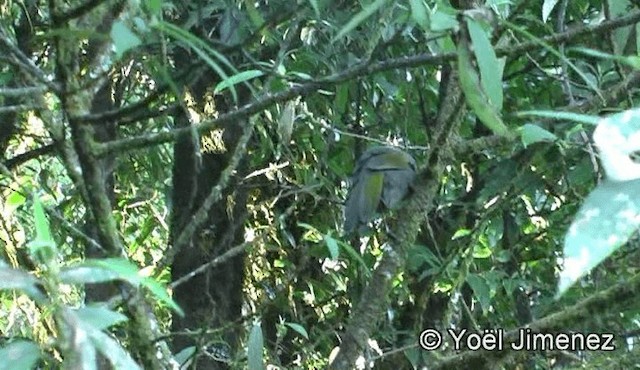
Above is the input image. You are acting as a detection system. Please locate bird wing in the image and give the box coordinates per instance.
[344,170,384,233]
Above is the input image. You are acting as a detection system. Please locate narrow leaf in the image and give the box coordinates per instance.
[332,0,389,42]
[466,18,503,109]
[214,70,264,94]
[247,323,264,370]
[519,124,557,147]
[285,322,309,339]
[515,110,601,125]
[457,35,511,137]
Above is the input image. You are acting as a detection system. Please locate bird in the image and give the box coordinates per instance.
[343,146,417,234]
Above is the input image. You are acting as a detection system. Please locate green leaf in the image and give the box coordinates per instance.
[0,264,45,302]
[284,322,309,339]
[174,346,196,367]
[5,191,26,210]
[82,259,184,316]
[214,70,264,94]
[324,234,340,260]
[332,0,389,42]
[519,124,557,147]
[145,0,162,16]
[0,340,41,370]
[335,84,349,114]
[466,18,503,109]
[110,21,142,58]
[141,275,185,317]
[410,0,429,30]
[74,306,128,331]
[307,0,320,17]
[606,0,633,55]
[90,329,142,370]
[466,274,491,311]
[59,265,120,284]
[244,0,266,28]
[451,228,472,240]
[457,35,512,137]
[570,47,640,70]
[558,179,640,296]
[247,322,264,370]
[32,197,53,247]
[26,197,57,265]
[86,258,143,284]
[472,243,492,259]
[430,7,458,32]
[541,0,559,23]
[515,110,601,125]
[155,21,238,102]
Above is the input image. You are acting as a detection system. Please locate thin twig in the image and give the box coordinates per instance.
[170,242,250,289]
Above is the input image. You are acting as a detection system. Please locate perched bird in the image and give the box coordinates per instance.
[343,146,417,233]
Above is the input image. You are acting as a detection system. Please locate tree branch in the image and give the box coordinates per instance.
[433,271,640,368]
[95,10,640,157]
[160,117,255,267]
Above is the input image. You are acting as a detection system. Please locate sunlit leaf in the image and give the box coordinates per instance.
[559,179,640,296]
[5,191,26,210]
[593,109,640,181]
[27,197,56,265]
[542,0,559,23]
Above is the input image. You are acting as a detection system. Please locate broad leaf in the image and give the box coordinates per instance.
[559,179,640,296]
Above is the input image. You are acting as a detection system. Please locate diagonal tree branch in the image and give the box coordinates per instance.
[160,117,255,267]
[95,10,640,157]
